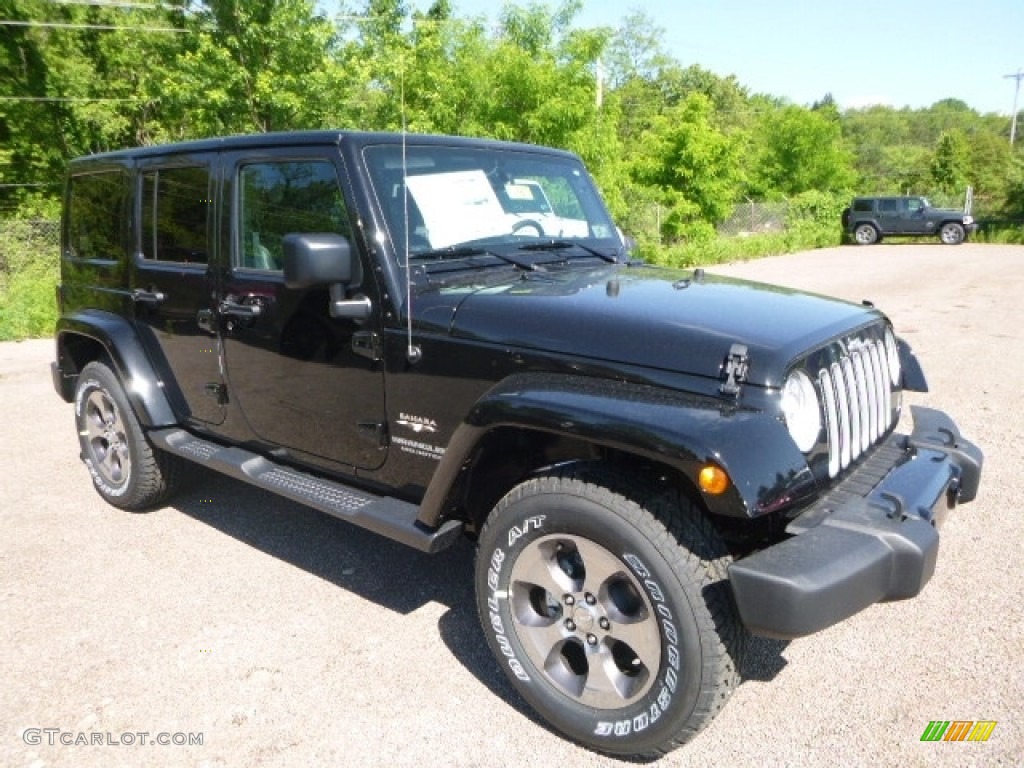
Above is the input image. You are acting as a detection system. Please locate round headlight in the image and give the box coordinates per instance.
[884,328,901,387]
[781,370,821,453]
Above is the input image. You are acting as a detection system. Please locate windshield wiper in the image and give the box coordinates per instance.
[515,239,621,264]
[409,245,541,271]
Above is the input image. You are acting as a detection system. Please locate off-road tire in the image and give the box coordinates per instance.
[474,465,745,758]
[511,219,544,237]
[854,223,879,245]
[940,222,965,245]
[74,360,182,510]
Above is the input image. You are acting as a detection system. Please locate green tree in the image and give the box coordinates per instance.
[929,130,970,197]
[154,0,341,138]
[630,93,742,240]
[0,0,189,208]
[746,104,855,198]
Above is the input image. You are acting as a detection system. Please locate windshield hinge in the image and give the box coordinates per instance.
[720,344,749,397]
[352,331,382,362]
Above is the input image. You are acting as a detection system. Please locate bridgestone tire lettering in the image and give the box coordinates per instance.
[474,465,746,758]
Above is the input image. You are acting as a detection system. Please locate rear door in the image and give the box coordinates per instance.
[132,155,225,425]
[218,148,388,470]
[876,198,902,234]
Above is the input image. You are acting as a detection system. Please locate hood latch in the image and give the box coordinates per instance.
[720,344,749,397]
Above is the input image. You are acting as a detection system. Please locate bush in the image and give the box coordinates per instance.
[0,220,60,340]
[973,222,1024,244]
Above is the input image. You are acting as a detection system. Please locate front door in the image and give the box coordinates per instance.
[132,157,225,425]
[218,150,387,470]
[900,197,932,235]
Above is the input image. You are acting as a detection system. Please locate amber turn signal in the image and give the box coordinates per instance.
[698,465,731,495]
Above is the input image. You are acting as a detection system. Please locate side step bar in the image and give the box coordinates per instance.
[150,428,463,554]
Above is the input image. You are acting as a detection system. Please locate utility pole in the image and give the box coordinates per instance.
[1006,69,1024,145]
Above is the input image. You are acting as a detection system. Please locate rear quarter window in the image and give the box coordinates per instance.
[852,199,874,213]
[66,170,128,261]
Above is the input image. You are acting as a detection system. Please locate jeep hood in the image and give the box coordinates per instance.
[418,264,883,387]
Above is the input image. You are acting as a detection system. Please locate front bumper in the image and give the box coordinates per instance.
[728,406,982,639]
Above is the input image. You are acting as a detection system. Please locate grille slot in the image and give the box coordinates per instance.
[818,338,893,478]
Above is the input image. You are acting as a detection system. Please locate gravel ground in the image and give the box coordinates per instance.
[1,243,1021,767]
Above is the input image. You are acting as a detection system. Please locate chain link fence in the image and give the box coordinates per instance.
[0,219,61,338]
[623,201,793,244]
[716,201,789,237]
[0,219,60,278]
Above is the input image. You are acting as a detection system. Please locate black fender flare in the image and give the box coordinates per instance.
[416,372,816,527]
[897,336,928,392]
[54,309,179,427]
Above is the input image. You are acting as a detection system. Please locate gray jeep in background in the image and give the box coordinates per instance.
[841,195,976,245]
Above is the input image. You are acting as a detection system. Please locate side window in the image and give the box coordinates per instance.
[237,160,350,271]
[67,170,127,260]
[852,199,873,213]
[140,166,211,264]
[905,198,923,214]
[878,199,899,214]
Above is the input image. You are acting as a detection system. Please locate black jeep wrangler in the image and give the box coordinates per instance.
[841,195,976,245]
[52,131,982,757]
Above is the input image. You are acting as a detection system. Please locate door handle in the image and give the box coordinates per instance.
[219,299,262,318]
[132,288,165,305]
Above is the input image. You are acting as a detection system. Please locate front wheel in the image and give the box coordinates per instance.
[474,467,745,758]
[939,222,965,244]
[74,360,182,510]
[511,219,544,237]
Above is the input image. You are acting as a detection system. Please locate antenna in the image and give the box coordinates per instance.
[401,60,422,365]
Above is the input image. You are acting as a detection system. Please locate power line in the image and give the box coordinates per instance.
[0,20,187,32]
[49,1,172,8]
[0,96,139,102]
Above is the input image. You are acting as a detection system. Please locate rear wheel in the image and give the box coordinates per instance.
[474,466,745,757]
[74,360,182,510]
[939,222,965,244]
[854,223,879,245]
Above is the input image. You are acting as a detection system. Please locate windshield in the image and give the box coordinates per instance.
[362,143,620,258]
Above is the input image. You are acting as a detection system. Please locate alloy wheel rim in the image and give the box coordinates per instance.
[83,389,131,486]
[507,533,663,709]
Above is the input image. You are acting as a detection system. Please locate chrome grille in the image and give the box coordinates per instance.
[817,338,894,478]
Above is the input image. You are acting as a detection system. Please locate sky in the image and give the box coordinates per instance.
[405,0,1024,115]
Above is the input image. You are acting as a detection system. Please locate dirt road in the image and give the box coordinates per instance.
[2,243,1021,767]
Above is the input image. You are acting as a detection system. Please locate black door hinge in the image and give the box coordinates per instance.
[720,344,749,397]
[204,383,228,405]
[358,421,389,448]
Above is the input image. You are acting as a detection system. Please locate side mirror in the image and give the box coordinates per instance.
[283,233,360,290]
[283,233,371,321]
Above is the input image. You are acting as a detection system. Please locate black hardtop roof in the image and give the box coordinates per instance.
[69,130,577,169]
[853,194,926,201]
